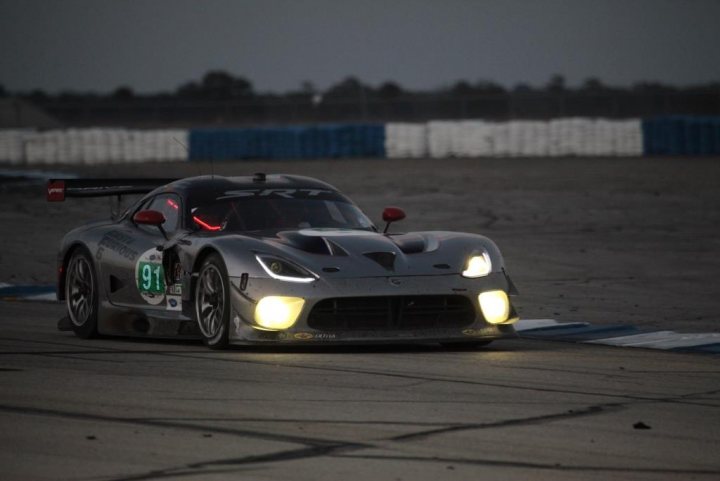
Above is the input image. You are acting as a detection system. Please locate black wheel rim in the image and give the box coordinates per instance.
[66,256,94,327]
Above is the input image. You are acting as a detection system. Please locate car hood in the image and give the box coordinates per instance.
[213,228,503,279]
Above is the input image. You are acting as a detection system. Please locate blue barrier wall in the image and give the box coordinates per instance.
[642,116,720,156]
[4,118,719,164]
[189,124,385,161]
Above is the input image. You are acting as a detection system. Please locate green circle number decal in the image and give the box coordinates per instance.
[135,248,166,305]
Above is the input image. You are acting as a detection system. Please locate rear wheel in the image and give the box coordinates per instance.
[65,248,99,339]
[195,254,230,349]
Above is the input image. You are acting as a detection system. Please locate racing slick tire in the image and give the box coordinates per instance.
[195,253,231,349]
[65,248,99,339]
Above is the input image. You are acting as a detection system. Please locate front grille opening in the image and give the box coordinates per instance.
[308,295,475,331]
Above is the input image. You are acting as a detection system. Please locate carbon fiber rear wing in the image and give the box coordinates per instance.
[47,178,177,201]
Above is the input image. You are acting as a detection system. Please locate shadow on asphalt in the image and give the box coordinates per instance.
[53,330,560,355]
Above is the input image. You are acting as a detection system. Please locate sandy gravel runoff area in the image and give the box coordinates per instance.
[1,156,718,333]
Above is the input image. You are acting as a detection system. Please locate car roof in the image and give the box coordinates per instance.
[151,174,349,207]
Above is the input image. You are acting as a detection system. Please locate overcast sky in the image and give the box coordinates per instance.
[1,0,719,94]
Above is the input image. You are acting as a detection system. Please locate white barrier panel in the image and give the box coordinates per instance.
[384,123,428,158]
[0,130,33,164]
[506,121,550,157]
[158,129,189,161]
[616,119,643,157]
[460,120,493,157]
[0,129,189,164]
[0,122,642,163]
[427,121,455,158]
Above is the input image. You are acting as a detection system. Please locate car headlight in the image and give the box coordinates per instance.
[479,290,510,324]
[255,296,305,330]
[462,252,492,278]
[256,255,316,283]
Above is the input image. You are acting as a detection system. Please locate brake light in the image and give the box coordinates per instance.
[47,180,66,201]
[167,198,179,210]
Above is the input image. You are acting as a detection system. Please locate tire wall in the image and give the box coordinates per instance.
[1,117,718,163]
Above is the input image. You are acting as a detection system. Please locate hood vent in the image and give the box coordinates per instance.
[276,231,347,256]
[363,251,396,271]
[325,239,349,256]
[391,234,426,254]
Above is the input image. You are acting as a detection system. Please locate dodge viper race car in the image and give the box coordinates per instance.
[47,174,518,349]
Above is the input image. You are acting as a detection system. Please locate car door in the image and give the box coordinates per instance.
[102,193,183,312]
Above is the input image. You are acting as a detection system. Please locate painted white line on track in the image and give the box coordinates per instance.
[21,292,58,302]
[517,319,720,353]
[514,318,588,331]
[588,331,720,349]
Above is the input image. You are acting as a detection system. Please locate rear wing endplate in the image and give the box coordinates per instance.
[47,178,177,202]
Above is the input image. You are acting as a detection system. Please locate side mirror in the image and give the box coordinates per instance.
[134,209,165,226]
[382,207,406,234]
[133,210,168,239]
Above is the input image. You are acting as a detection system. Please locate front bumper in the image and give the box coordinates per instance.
[226,272,518,345]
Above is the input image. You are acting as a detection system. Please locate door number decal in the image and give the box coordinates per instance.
[138,262,165,294]
[135,248,166,305]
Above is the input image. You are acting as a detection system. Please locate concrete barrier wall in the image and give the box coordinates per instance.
[1,117,717,164]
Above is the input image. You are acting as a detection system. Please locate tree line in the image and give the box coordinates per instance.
[2,71,719,126]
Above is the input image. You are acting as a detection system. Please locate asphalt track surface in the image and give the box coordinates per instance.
[1,157,719,479]
[1,301,719,481]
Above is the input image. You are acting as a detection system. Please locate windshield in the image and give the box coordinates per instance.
[190,197,375,233]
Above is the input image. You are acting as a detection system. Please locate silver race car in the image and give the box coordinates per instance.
[48,174,518,349]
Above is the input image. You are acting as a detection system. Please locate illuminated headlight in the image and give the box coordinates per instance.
[256,255,316,283]
[462,253,492,278]
[479,290,510,324]
[254,296,305,330]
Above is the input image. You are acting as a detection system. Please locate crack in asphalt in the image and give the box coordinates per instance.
[143,417,458,427]
[107,444,366,481]
[3,337,720,478]
[80,402,623,481]
[151,352,720,407]
[331,453,720,475]
[30,352,127,363]
[16,388,714,481]
[385,388,720,443]
[388,403,619,442]
[5,346,719,407]
[3,370,718,479]
[108,467,257,481]
[0,404,340,448]
[0,403,369,481]
[158,398,593,405]
[0,394,679,480]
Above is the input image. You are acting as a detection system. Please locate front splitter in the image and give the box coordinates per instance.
[229,319,516,345]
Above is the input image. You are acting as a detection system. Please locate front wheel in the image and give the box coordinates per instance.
[195,254,231,349]
[65,248,99,339]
